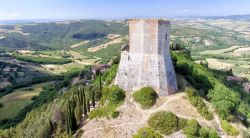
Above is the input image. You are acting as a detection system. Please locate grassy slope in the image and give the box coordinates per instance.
[0,82,50,120]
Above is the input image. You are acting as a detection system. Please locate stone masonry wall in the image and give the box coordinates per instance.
[115,19,177,96]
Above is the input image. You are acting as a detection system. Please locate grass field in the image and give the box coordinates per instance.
[0,82,51,121]
[200,46,245,55]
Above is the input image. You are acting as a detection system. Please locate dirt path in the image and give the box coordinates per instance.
[82,93,185,136]
[80,92,237,138]
[87,37,123,52]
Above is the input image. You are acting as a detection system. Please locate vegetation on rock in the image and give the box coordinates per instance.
[172,51,250,122]
[221,120,239,136]
[185,87,213,120]
[183,119,219,138]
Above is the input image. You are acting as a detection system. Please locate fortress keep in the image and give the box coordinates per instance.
[115,19,177,96]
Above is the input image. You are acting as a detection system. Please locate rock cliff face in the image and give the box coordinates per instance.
[115,19,177,96]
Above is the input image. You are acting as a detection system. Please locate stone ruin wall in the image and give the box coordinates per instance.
[115,19,177,96]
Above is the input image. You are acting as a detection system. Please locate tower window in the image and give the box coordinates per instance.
[165,34,168,40]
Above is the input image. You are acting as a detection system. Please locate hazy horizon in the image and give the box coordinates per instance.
[1,0,250,21]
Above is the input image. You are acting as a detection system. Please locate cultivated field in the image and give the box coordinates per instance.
[14,50,99,74]
[171,19,250,80]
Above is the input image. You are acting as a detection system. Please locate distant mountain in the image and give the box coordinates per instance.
[0,19,62,25]
[175,14,250,21]
[224,14,250,20]
[203,14,250,20]
[0,20,128,50]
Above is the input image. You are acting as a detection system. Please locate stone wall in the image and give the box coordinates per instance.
[115,19,177,96]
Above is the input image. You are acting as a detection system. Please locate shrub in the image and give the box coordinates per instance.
[183,119,200,137]
[182,119,219,138]
[89,104,117,119]
[147,111,178,135]
[108,85,126,104]
[0,103,3,108]
[177,118,188,129]
[111,111,119,118]
[199,127,209,138]
[31,96,38,101]
[133,127,163,138]
[198,127,219,138]
[112,56,120,64]
[133,87,158,109]
[89,85,125,119]
[221,120,239,136]
[208,129,220,138]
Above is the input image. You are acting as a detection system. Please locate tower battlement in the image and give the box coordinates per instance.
[129,19,170,54]
[115,19,177,96]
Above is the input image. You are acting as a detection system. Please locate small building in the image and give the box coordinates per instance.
[91,64,110,75]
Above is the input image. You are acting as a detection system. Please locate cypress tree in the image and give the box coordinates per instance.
[67,99,77,132]
[48,119,54,135]
[77,87,80,102]
[66,115,70,135]
[82,88,87,116]
[99,71,102,91]
[92,90,95,108]
[67,99,72,133]
[79,86,83,104]
[71,104,77,131]
[75,100,82,124]
[87,99,90,112]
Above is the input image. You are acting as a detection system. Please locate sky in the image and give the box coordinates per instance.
[0,0,250,20]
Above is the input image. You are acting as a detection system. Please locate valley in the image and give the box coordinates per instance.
[0,18,250,138]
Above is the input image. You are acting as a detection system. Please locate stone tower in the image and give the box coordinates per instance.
[115,19,177,96]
